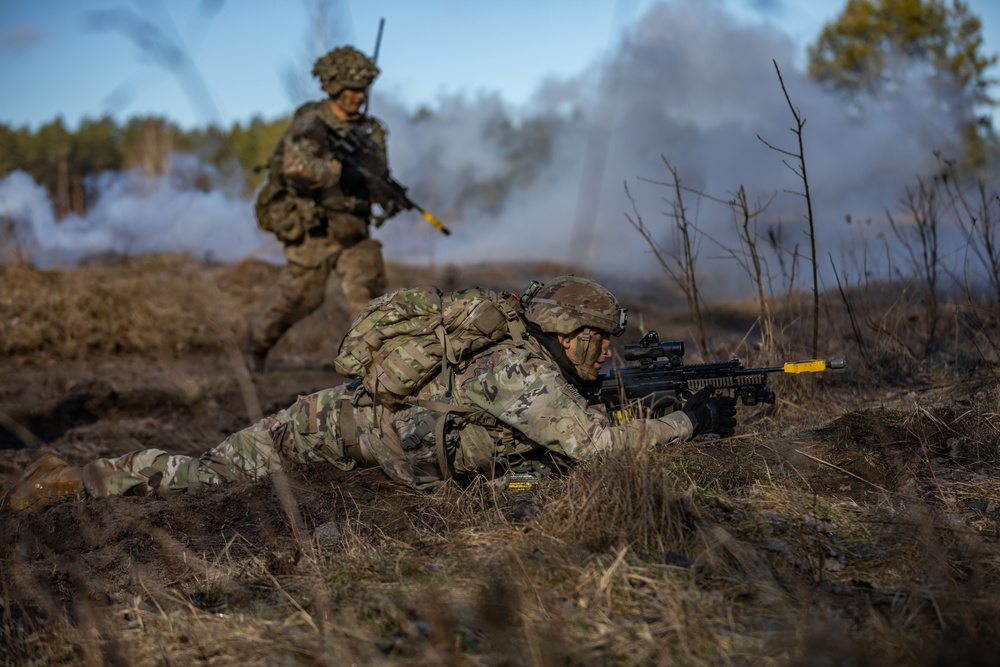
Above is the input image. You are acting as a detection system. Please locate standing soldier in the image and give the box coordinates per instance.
[245,46,399,372]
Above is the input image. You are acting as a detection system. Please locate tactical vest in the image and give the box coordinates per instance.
[253,103,385,242]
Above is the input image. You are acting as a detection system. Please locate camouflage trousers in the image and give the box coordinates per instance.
[249,219,387,353]
[78,387,357,498]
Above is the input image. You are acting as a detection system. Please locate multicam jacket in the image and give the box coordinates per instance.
[77,335,694,498]
[253,101,390,244]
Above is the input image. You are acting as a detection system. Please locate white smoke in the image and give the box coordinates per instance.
[1,0,992,298]
[377,1,987,294]
[0,154,278,268]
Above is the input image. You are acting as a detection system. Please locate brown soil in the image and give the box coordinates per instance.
[2,255,1000,665]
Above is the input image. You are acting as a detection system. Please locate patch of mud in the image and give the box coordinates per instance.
[0,464,420,619]
[0,352,346,489]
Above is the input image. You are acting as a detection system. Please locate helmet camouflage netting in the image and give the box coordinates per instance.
[312,46,380,96]
[524,276,627,336]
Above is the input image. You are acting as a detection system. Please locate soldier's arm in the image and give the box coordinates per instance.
[280,108,343,190]
[459,347,694,462]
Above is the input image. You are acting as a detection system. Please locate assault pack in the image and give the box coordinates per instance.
[334,285,528,404]
[253,177,319,242]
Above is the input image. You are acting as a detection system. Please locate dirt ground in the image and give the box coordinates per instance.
[0,256,556,569]
[2,255,1000,665]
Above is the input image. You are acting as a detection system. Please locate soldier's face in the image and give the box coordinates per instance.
[558,327,612,381]
[333,87,367,116]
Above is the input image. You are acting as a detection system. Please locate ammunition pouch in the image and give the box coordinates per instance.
[254,185,322,243]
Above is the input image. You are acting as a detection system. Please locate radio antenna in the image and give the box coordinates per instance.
[363,17,385,115]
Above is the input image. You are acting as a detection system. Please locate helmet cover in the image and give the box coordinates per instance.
[523,276,627,336]
[313,46,380,97]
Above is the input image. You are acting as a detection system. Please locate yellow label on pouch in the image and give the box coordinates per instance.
[507,473,540,490]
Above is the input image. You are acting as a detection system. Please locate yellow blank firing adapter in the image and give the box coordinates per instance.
[782,357,847,373]
[421,210,451,235]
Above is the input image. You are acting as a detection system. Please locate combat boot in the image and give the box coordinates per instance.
[242,329,270,374]
[0,455,85,513]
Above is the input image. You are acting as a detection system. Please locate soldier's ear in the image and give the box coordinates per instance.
[556,333,575,351]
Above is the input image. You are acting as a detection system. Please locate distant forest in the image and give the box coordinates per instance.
[0,115,289,219]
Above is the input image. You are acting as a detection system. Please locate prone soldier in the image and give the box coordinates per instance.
[1,276,738,512]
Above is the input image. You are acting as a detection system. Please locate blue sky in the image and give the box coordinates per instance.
[2,0,997,287]
[3,0,997,131]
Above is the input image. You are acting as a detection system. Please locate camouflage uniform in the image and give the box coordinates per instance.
[3,276,734,513]
[75,335,694,497]
[248,46,393,362]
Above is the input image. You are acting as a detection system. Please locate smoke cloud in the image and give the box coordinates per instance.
[0,155,278,267]
[1,1,992,297]
[379,1,985,293]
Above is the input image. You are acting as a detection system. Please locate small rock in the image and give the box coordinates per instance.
[848,544,880,558]
[313,521,341,545]
[664,552,694,568]
[823,556,845,572]
[947,437,965,459]
[763,538,790,553]
[965,499,988,513]
[511,496,542,521]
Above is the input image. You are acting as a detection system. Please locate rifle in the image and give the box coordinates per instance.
[582,330,846,425]
[324,122,452,236]
[324,19,450,236]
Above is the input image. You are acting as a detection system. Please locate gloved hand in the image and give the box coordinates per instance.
[682,387,737,437]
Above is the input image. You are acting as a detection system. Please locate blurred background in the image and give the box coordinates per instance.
[1,0,998,299]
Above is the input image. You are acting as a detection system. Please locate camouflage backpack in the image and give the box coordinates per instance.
[334,285,527,404]
[253,179,318,243]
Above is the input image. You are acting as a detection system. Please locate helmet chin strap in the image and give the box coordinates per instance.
[525,323,588,387]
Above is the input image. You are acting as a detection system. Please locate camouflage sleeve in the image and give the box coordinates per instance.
[280,107,342,189]
[372,121,391,177]
[459,347,694,461]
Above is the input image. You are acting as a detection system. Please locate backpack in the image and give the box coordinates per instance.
[334,285,528,404]
[252,176,319,243]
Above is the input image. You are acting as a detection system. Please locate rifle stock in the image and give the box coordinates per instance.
[583,330,845,424]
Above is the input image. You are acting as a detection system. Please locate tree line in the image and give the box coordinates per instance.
[1,0,996,222]
[0,115,288,219]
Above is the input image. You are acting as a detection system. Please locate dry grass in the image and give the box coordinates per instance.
[2,253,1000,665]
[1,255,249,358]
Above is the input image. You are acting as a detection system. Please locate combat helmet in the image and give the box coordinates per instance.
[522,276,627,337]
[312,46,380,97]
